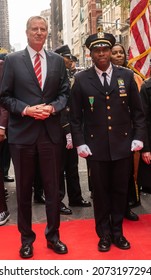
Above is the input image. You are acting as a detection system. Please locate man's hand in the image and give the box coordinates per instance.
[77,144,92,158]
[131,140,144,151]
[26,104,54,120]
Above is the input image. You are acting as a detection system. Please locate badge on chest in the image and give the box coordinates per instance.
[117,78,127,97]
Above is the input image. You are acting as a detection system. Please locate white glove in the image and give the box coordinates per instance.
[66,133,73,149]
[77,144,92,158]
[131,140,144,151]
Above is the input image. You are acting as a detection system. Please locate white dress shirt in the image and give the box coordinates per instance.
[27,45,47,90]
[95,63,113,86]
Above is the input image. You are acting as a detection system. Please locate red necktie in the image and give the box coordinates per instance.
[34,53,42,88]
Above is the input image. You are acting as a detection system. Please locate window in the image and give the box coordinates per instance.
[116,18,120,29]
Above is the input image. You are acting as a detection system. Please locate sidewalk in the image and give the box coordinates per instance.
[6,158,151,225]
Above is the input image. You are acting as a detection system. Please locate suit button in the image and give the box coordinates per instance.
[107,106,110,110]
[108,126,112,130]
[125,132,128,136]
[108,116,111,120]
[106,96,110,100]
[90,134,94,138]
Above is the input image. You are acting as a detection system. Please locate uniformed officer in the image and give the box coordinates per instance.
[70,32,146,252]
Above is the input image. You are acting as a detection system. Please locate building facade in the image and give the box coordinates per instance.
[40,7,52,51]
[6,0,131,64]
[0,0,10,52]
[51,0,63,50]
[62,0,73,49]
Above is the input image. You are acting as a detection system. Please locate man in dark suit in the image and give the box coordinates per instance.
[0,16,69,258]
[70,32,146,252]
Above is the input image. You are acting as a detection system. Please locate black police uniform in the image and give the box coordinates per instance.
[70,33,145,240]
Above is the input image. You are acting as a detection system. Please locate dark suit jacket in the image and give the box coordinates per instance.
[70,65,146,161]
[0,48,69,144]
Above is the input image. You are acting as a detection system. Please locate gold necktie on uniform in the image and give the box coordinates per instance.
[34,53,42,88]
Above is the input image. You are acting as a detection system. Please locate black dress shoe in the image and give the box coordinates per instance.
[69,199,91,207]
[129,200,141,208]
[4,175,14,182]
[60,204,72,215]
[47,240,68,254]
[113,236,130,250]
[98,235,112,252]
[34,195,45,204]
[125,209,139,221]
[20,244,33,258]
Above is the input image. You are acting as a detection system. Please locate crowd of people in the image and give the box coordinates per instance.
[0,15,150,258]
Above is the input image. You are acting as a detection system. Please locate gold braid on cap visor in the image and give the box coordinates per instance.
[89,39,112,49]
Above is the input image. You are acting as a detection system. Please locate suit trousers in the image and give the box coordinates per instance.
[0,141,7,212]
[88,157,131,238]
[60,136,82,204]
[10,126,61,245]
[33,157,43,198]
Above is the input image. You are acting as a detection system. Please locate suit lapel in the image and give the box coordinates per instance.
[109,65,119,93]
[88,66,119,96]
[87,67,105,93]
[43,51,52,91]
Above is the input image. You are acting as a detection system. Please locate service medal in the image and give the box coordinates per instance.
[89,96,94,112]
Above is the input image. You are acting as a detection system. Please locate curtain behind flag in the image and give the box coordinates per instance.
[128,0,151,79]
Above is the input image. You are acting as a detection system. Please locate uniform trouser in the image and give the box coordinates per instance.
[60,137,82,204]
[10,127,61,245]
[0,141,7,212]
[88,157,131,238]
[1,134,11,177]
[127,154,140,206]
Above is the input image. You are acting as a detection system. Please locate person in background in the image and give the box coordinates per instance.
[2,139,14,183]
[54,44,91,215]
[0,106,10,225]
[0,16,69,258]
[0,60,10,225]
[70,32,145,252]
[137,77,151,193]
[111,42,143,221]
[0,57,14,210]
[0,55,14,184]
[69,55,78,78]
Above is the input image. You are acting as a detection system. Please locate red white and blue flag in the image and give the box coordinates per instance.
[128,0,151,79]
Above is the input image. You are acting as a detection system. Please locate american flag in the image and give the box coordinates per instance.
[128,0,151,79]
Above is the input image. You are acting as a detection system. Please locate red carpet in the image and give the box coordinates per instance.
[1,214,151,260]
